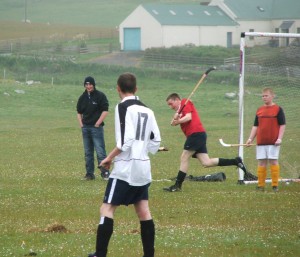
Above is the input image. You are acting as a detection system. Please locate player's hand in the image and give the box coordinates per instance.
[171,119,179,126]
[170,113,180,126]
[99,158,112,170]
[275,138,282,146]
[173,112,180,120]
[246,138,252,147]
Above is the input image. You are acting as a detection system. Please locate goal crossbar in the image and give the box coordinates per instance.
[242,32,300,38]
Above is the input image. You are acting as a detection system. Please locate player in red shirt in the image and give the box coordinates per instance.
[163,93,247,192]
[246,88,286,192]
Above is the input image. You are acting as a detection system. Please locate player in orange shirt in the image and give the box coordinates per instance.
[246,88,286,192]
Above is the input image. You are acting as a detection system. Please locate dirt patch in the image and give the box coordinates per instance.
[44,223,68,233]
[89,51,143,67]
[28,222,69,233]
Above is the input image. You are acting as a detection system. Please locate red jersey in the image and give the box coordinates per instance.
[179,99,205,137]
[254,104,285,145]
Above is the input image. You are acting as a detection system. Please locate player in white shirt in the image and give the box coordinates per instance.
[88,73,161,257]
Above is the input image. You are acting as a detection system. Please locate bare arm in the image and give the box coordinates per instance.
[246,126,257,146]
[99,147,122,170]
[275,124,286,146]
[171,112,192,126]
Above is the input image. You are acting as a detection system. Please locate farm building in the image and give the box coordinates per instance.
[119,0,300,50]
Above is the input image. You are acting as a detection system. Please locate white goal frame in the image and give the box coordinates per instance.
[238,32,300,182]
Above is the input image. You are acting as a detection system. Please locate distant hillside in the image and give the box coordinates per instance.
[0,0,201,27]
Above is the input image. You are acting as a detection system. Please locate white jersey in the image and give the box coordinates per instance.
[110,96,161,186]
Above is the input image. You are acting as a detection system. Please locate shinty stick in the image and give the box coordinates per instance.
[171,67,216,125]
[219,138,255,147]
[177,66,216,115]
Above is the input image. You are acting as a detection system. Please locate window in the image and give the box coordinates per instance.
[257,6,265,12]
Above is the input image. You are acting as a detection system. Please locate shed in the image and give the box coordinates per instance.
[119,3,238,51]
[119,1,300,51]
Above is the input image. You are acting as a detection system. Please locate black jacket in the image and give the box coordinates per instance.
[77,89,109,126]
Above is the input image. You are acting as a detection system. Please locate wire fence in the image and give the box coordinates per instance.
[0,29,119,57]
[3,34,299,87]
[141,52,239,72]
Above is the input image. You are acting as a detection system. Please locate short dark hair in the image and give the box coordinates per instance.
[166,93,181,101]
[117,73,136,93]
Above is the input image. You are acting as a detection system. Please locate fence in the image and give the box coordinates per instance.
[141,52,240,72]
[0,29,119,56]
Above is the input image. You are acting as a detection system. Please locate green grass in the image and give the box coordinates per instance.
[1,2,299,256]
[0,0,200,28]
[0,69,300,257]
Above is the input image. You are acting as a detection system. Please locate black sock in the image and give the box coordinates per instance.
[140,219,155,257]
[95,217,114,257]
[218,158,237,166]
[176,170,186,187]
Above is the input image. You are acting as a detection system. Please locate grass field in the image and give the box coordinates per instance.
[0,68,300,257]
[0,0,143,27]
[0,1,299,256]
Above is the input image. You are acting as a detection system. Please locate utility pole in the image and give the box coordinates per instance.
[24,0,27,22]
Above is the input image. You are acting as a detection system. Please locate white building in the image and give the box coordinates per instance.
[119,0,300,50]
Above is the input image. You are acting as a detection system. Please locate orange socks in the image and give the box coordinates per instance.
[271,165,280,187]
[257,165,280,188]
[257,166,267,188]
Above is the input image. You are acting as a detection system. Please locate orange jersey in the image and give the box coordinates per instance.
[255,105,285,145]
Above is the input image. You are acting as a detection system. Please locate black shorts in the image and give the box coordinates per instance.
[103,178,150,206]
[184,132,208,157]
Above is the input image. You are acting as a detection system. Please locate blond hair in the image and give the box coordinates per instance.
[262,87,274,95]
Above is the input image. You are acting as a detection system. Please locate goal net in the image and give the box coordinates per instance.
[238,32,300,182]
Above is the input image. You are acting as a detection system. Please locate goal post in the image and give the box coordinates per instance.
[238,32,300,183]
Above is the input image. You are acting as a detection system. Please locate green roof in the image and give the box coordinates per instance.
[224,0,300,20]
[142,4,238,26]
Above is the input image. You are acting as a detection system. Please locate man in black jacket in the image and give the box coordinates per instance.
[77,76,110,180]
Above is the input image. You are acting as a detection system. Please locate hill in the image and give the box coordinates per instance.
[0,0,202,40]
[0,1,201,28]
